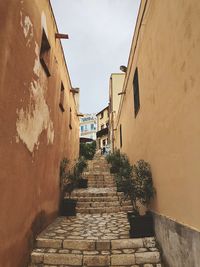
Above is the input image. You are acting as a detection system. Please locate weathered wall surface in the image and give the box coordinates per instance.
[154,212,200,267]
[0,1,79,266]
[115,0,200,265]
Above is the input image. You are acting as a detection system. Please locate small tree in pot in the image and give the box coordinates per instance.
[129,160,156,238]
[76,156,88,188]
[59,158,78,216]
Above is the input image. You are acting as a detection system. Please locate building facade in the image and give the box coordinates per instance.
[109,73,125,152]
[96,106,109,153]
[113,1,200,266]
[0,1,79,266]
[80,114,97,141]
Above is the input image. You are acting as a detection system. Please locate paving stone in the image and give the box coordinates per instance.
[123,249,135,254]
[136,248,148,253]
[31,252,44,264]
[111,254,136,265]
[112,250,122,254]
[83,255,110,266]
[83,250,99,255]
[112,239,143,249]
[143,237,156,248]
[63,239,95,250]
[96,240,110,250]
[36,238,62,249]
[43,253,82,265]
[135,252,160,264]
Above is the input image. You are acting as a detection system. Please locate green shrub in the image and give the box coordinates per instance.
[106,151,155,214]
[80,141,96,160]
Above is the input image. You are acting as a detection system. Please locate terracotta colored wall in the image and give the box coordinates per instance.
[115,0,200,230]
[0,1,79,266]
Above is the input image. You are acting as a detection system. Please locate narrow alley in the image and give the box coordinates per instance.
[30,154,162,266]
[1,1,200,267]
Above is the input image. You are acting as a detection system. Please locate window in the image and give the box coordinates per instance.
[59,82,65,112]
[91,124,94,130]
[40,29,51,77]
[100,112,104,119]
[69,108,72,129]
[103,139,106,146]
[120,124,122,148]
[85,125,88,131]
[80,126,84,132]
[133,68,140,117]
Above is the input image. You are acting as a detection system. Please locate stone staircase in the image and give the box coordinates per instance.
[29,153,163,267]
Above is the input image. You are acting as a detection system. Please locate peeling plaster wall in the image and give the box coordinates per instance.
[0,1,79,266]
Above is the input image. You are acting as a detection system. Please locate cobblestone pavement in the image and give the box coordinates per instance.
[30,155,163,266]
[38,212,130,240]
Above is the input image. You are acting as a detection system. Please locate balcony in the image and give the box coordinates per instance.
[96,127,108,138]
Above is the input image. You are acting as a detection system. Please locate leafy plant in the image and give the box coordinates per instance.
[106,151,155,215]
[133,160,155,208]
[80,141,96,160]
[59,157,88,198]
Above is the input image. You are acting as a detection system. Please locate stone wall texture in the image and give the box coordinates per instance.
[0,1,79,266]
[154,213,200,267]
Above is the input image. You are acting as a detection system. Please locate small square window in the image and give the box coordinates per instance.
[59,82,65,112]
[40,30,51,77]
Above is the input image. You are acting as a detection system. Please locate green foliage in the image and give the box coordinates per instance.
[80,141,96,160]
[106,151,155,214]
[60,157,88,198]
[133,160,155,207]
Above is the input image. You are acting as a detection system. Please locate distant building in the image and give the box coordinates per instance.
[109,73,125,152]
[96,106,109,153]
[80,114,97,140]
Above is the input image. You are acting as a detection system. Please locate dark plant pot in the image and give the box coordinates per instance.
[127,211,139,222]
[78,178,88,188]
[110,166,118,173]
[129,212,154,238]
[60,199,77,216]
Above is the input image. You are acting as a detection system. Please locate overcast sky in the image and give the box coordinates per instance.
[50,0,140,114]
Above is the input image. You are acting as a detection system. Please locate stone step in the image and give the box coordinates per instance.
[77,201,121,208]
[71,191,121,198]
[31,237,162,266]
[77,200,132,208]
[74,196,120,202]
[76,206,133,214]
[88,184,116,188]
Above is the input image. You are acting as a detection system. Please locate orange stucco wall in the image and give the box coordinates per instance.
[115,0,200,231]
[0,1,79,266]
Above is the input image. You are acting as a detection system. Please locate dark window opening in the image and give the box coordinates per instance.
[133,68,140,117]
[100,112,104,119]
[120,124,122,148]
[69,108,72,129]
[40,29,51,77]
[59,82,65,112]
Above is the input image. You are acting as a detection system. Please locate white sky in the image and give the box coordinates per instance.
[50,0,140,114]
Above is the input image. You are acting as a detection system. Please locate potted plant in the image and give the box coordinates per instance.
[129,160,156,238]
[59,158,78,216]
[76,157,88,188]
